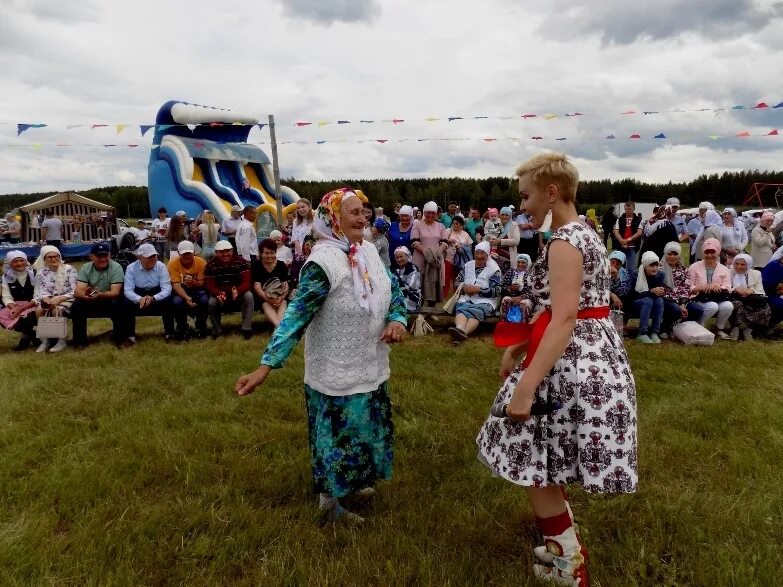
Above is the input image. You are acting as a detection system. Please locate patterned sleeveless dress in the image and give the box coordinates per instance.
[476,222,638,493]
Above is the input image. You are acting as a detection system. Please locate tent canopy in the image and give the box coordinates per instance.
[19,192,114,213]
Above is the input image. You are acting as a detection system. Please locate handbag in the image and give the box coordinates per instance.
[693,290,731,303]
[733,293,768,309]
[442,284,463,314]
[37,314,68,338]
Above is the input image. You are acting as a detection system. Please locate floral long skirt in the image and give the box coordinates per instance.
[304,382,394,498]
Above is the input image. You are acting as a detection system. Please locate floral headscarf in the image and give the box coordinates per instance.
[312,188,378,314]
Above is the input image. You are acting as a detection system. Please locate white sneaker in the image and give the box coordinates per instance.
[649,333,661,344]
[36,340,50,353]
[49,339,68,353]
[716,329,731,340]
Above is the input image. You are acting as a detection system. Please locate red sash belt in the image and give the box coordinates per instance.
[521,306,609,368]
[494,306,610,367]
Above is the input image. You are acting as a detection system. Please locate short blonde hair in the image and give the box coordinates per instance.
[515,152,579,203]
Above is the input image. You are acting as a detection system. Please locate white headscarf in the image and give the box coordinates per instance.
[422,201,438,213]
[731,253,754,289]
[635,251,660,293]
[398,205,413,218]
[661,241,681,289]
[472,241,501,278]
[312,188,378,315]
[3,250,34,284]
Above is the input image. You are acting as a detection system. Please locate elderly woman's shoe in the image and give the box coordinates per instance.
[36,340,51,353]
[635,334,653,344]
[729,327,740,341]
[448,326,467,340]
[49,338,68,353]
[716,329,731,340]
[14,337,32,351]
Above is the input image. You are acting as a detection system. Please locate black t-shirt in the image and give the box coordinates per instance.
[251,260,289,288]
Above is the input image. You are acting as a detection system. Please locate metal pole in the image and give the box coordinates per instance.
[268,114,284,226]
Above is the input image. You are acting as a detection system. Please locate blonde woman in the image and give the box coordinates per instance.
[476,153,637,586]
[33,245,78,352]
[199,210,220,260]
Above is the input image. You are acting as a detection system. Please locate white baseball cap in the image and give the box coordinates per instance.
[215,240,233,251]
[666,197,680,207]
[175,210,187,216]
[231,205,242,212]
[135,243,157,258]
[177,240,195,254]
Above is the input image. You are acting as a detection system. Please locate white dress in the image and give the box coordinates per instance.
[476,222,638,493]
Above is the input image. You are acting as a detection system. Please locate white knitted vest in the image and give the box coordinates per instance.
[304,242,392,396]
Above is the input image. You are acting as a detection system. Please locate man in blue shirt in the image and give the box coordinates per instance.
[440,201,459,228]
[684,202,711,259]
[122,243,175,344]
[515,210,538,259]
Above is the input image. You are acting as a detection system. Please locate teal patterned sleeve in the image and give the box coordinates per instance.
[260,262,330,368]
[385,268,408,325]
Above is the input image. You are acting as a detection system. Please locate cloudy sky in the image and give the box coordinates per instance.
[1,0,782,194]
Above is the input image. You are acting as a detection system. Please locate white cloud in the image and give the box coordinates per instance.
[1,0,781,197]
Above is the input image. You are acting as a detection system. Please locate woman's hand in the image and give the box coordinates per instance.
[680,304,689,318]
[506,380,536,421]
[650,286,665,297]
[380,321,406,344]
[235,365,271,396]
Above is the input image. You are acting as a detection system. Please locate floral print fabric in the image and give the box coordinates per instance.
[476,222,638,493]
[305,382,393,497]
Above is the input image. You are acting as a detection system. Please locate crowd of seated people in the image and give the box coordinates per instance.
[3,197,783,351]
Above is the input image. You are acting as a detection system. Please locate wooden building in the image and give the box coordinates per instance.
[18,192,116,242]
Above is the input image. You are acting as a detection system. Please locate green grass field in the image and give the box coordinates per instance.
[1,318,782,586]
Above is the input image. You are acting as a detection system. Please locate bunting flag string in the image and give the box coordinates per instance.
[5,99,783,135]
[1,129,780,150]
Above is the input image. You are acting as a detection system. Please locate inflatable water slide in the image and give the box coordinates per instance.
[147,101,299,223]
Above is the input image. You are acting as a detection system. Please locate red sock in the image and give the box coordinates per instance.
[535,509,572,536]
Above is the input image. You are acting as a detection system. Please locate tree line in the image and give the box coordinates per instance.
[2,170,782,219]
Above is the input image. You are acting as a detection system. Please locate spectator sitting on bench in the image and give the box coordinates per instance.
[252,238,290,329]
[448,241,501,345]
[0,250,38,351]
[71,242,126,349]
[168,240,209,340]
[205,240,254,340]
[391,246,422,313]
[499,253,530,320]
[33,245,77,353]
[122,243,175,345]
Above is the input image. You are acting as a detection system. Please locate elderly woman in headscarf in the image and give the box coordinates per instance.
[608,250,634,312]
[720,207,748,262]
[0,250,38,351]
[391,246,421,313]
[371,217,391,269]
[448,241,501,344]
[32,245,78,352]
[411,201,447,307]
[727,253,769,341]
[388,205,414,264]
[639,205,679,262]
[660,241,703,336]
[751,211,778,269]
[500,253,531,320]
[688,237,734,338]
[235,188,407,524]
[692,209,727,262]
[632,251,666,343]
[487,206,520,267]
